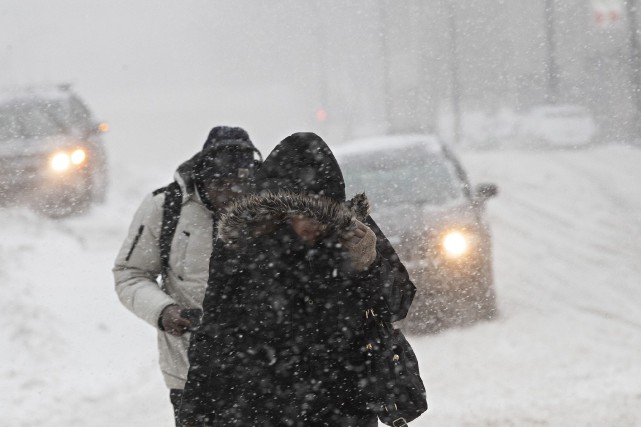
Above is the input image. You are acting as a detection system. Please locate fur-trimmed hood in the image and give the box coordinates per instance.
[218,191,370,243]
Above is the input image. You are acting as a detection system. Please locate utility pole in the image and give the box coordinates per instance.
[544,0,559,103]
[416,0,437,134]
[448,1,462,146]
[626,0,641,139]
[378,0,392,133]
[312,1,329,136]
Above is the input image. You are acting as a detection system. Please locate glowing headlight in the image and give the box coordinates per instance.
[442,231,468,258]
[50,152,71,172]
[70,149,86,165]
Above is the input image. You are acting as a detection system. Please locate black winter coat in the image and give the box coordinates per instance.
[179,192,415,427]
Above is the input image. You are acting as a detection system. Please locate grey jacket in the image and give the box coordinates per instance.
[113,165,214,389]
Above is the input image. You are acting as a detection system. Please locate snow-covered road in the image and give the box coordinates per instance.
[2,144,640,426]
[419,145,641,426]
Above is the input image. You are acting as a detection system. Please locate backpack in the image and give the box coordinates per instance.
[152,181,184,289]
[154,143,262,288]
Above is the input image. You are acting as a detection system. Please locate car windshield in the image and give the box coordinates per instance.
[0,100,70,141]
[340,146,465,207]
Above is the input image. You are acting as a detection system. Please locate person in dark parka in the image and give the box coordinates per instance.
[179,132,416,427]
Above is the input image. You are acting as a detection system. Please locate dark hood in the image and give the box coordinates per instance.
[256,132,346,201]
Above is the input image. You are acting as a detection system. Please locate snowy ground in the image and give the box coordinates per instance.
[2,143,641,426]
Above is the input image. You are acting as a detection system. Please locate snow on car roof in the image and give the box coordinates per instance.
[0,85,73,106]
[332,133,444,158]
[530,104,590,114]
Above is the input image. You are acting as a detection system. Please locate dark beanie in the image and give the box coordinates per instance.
[197,126,258,177]
[256,132,346,201]
[203,126,251,151]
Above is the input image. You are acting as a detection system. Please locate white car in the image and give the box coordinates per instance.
[334,134,498,333]
[518,104,597,148]
[0,84,109,217]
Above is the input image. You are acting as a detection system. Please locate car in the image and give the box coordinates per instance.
[0,84,109,217]
[517,104,597,148]
[334,134,498,334]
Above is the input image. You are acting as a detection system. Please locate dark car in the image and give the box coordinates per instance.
[335,134,498,334]
[0,84,108,217]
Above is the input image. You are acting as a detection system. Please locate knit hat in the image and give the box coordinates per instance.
[202,126,252,152]
[195,126,260,184]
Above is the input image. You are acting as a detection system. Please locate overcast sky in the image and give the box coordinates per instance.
[3,1,627,167]
[1,1,366,164]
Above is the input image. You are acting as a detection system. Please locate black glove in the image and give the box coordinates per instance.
[159,304,192,336]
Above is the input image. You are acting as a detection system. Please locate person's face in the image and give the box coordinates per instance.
[203,178,249,209]
[291,216,328,245]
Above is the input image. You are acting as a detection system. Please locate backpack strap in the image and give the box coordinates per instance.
[158,181,183,291]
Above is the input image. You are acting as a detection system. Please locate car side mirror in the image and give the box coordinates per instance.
[474,183,498,203]
[95,122,110,134]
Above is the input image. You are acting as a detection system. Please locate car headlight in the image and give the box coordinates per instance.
[50,149,87,172]
[441,230,469,258]
[70,149,86,165]
[50,152,71,172]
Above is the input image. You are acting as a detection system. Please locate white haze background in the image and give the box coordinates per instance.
[1,1,641,426]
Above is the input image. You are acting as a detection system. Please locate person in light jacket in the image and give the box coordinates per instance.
[113,126,260,426]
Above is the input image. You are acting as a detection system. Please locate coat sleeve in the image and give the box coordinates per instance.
[179,330,217,426]
[179,240,231,425]
[358,215,416,323]
[112,193,177,328]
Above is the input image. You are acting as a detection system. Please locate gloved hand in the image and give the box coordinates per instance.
[340,220,377,272]
[159,304,192,336]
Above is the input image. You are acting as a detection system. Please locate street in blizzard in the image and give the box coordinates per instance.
[2,1,641,426]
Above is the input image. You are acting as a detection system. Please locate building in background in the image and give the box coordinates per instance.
[307,0,638,145]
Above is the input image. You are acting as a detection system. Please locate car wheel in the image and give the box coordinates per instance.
[475,281,498,321]
[399,269,498,335]
[90,158,109,204]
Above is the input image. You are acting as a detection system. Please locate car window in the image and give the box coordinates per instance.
[38,99,89,131]
[340,146,465,208]
[67,97,93,131]
[0,101,70,141]
[22,103,68,138]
